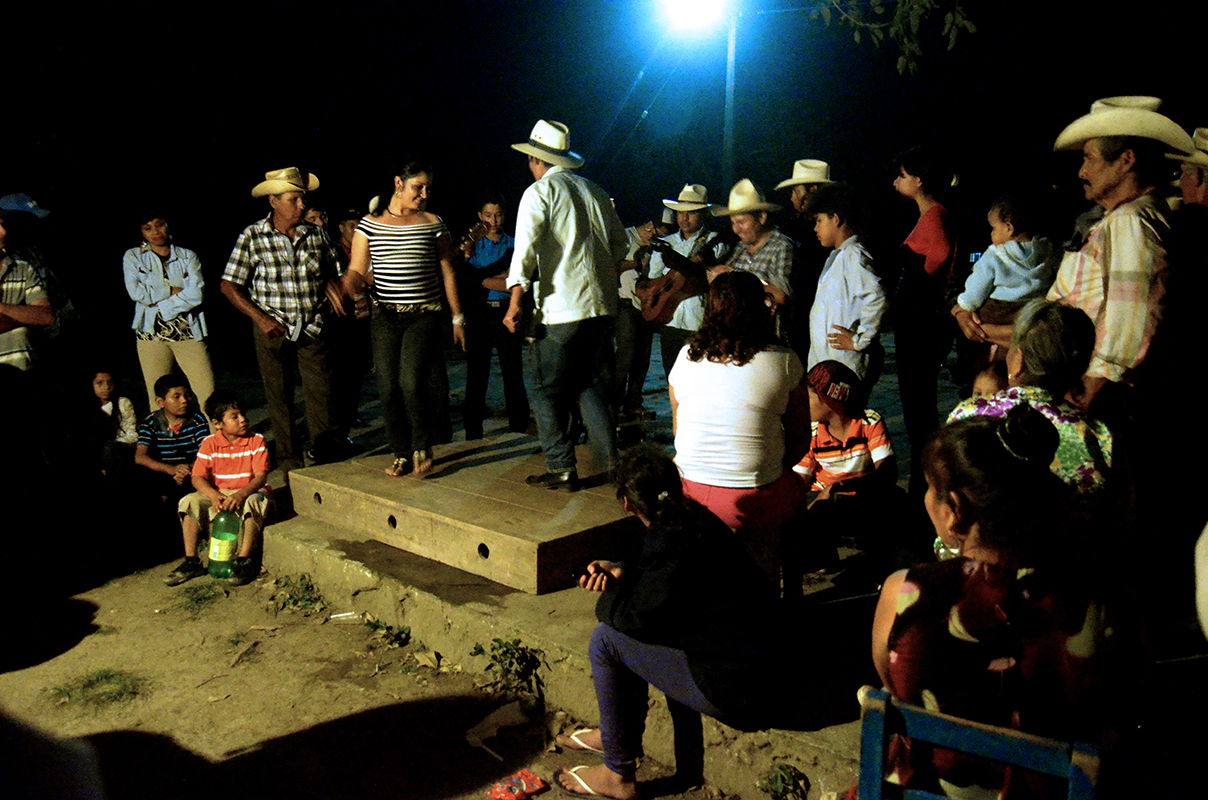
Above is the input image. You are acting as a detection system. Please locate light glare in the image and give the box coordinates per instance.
[662,0,727,33]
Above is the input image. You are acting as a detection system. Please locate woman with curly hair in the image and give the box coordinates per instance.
[666,271,811,586]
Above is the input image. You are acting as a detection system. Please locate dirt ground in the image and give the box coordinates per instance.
[0,561,729,800]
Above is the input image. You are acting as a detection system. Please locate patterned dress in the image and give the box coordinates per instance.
[947,386,1113,493]
[882,558,1135,798]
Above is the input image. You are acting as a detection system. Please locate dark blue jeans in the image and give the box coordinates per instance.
[525,315,616,472]
[465,303,530,438]
[613,303,654,414]
[371,308,442,457]
[589,624,727,779]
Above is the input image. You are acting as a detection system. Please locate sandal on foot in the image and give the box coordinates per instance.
[557,728,605,755]
[553,766,602,797]
[412,449,433,477]
[384,457,410,477]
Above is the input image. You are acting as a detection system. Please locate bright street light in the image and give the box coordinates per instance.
[660,0,728,34]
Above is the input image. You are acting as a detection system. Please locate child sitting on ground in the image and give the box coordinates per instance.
[952,192,1060,342]
[166,390,272,588]
[134,373,211,502]
[805,183,887,381]
[788,361,897,585]
[91,368,137,480]
[93,369,137,446]
[795,360,896,502]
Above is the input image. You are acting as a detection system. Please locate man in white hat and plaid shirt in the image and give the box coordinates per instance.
[504,120,629,490]
[221,167,343,474]
[1047,98,1194,408]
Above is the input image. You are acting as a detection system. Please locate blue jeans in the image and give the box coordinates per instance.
[613,303,653,414]
[589,624,727,779]
[371,308,442,457]
[525,316,616,472]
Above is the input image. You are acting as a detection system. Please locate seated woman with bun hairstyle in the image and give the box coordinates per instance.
[864,404,1141,800]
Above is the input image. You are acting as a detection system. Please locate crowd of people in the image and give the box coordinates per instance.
[3,96,1207,798]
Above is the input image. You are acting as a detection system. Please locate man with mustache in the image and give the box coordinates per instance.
[1047,100,1193,408]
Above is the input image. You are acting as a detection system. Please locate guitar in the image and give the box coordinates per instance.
[635,234,717,325]
[457,222,490,260]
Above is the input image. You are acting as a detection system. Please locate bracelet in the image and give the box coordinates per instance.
[451,314,465,326]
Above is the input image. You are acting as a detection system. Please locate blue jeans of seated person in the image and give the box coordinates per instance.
[590,624,732,779]
[371,309,442,457]
[526,315,616,473]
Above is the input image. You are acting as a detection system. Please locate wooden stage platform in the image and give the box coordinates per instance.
[286,433,635,594]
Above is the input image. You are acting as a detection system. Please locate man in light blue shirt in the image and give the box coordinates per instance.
[504,120,629,490]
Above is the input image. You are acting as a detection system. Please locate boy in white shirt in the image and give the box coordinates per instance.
[806,184,887,381]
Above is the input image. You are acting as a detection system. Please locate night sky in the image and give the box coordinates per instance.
[7,0,1204,364]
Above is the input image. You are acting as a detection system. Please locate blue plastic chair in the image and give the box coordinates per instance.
[857,686,1099,800]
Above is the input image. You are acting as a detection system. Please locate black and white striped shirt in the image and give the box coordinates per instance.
[357,217,447,306]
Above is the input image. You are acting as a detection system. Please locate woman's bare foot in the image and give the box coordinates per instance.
[412,449,433,477]
[554,765,637,799]
[384,457,410,477]
[556,728,604,754]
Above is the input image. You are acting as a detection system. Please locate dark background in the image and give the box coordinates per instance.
[6,0,1205,372]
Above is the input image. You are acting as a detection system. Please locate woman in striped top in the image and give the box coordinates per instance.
[342,161,466,477]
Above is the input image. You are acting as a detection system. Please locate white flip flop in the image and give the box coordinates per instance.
[558,727,605,755]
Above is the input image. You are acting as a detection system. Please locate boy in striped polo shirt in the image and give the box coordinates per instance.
[167,390,272,587]
[134,374,210,502]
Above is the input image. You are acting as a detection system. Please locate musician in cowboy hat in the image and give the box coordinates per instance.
[642,184,730,381]
[1046,98,1194,407]
[221,167,342,474]
[504,120,629,491]
[713,178,794,307]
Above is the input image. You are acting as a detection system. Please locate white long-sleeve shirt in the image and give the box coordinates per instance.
[807,235,886,378]
[507,166,629,325]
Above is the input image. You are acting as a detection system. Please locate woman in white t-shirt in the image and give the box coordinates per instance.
[668,271,811,586]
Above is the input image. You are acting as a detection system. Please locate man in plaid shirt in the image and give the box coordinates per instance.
[1049,103,1194,408]
[221,167,342,473]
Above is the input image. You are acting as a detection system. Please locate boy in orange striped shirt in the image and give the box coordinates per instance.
[166,390,273,587]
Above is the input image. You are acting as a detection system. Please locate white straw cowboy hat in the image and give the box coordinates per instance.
[1167,128,1208,168]
[251,167,320,198]
[662,184,713,212]
[511,120,585,169]
[1053,96,1194,154]
[712,179,782,216]
[775,159,834,190]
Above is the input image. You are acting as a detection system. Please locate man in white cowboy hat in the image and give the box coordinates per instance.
[713,178,795,305]
[221,167,343,474]
[644,183,730,380]
[776,159,834,216]
[1046,98,1194,406]
[1173,128,1208,208]
[777,159,835,356]
[503,120,629,490]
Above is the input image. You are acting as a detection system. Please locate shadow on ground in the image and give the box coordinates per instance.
[86,694,543,800]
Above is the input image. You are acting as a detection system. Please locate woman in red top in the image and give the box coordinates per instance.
[892,146,959,502]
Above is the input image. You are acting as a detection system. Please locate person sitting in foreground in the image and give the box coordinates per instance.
[668,271,811,587]
[947,299,1113,494]
[166,390,272,588]
[864,404,1138,799]
[553,444,786,799]
[787,361,896,584]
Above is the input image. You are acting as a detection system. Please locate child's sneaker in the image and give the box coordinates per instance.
[165,556,206,587]
[227,556,258,587]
